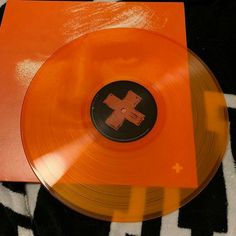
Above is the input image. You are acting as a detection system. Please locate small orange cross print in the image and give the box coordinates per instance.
[172,163,183,174]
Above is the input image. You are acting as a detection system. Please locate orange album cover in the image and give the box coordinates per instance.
[0,0,191,183]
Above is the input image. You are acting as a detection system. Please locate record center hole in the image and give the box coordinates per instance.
[121,108,127,114]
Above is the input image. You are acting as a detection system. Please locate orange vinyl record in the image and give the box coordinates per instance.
[20,28,228,222]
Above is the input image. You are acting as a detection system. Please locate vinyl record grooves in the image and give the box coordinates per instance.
[21,28,228,222]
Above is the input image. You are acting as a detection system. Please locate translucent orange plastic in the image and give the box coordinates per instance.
[21,29,228,222]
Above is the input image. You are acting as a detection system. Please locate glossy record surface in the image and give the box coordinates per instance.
[21,28,228,222]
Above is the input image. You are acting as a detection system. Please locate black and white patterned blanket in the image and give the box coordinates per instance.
[0,0,236,235]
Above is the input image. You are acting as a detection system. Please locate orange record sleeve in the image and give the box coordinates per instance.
[0,0,188,182]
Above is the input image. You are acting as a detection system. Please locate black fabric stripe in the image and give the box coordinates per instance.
[228,108,236,166]
[33,187,111,236]
[191,229,213,236]
[0,204,18,236]
[185,0,236,94]
[0,3,6,26]
[178,165,228,235]
[2,182,26,194]
[0,203,32,231]
[141,218,161,236]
